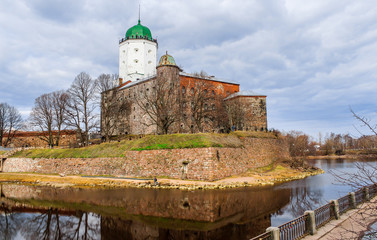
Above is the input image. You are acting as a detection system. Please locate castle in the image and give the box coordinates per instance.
[101,20,267,136]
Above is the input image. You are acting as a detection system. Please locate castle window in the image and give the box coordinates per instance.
[134,59,138,63]
[148,61,152,64]
[182,102,187,108]
[134,48,139,52]
[191,88,194,94]
[212,90,215,96]
[204,89,208,96]
[133,107,135,111]
[212,104,215,110]
[182,86,186,94]
[148,49,152,53]
[226,91,230,96]
[146,103,149,108]
[204,104,208,110]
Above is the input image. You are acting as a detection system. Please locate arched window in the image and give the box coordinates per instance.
[204,89,208,96]
[191,88,194,94]
[212,104,215,110]
[211,90,215,96]
[182,86,186,94]
[204,104,208,110]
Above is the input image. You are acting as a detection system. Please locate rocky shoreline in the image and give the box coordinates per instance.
[0,167,324,190]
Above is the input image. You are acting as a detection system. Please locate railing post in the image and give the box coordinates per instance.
[349,192,357,209]
[266,227,280,240]
[330,199,340,220]
[364,187,370,201]
[304,211,317,235]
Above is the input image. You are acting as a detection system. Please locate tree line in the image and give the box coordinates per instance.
[0,72,117,148]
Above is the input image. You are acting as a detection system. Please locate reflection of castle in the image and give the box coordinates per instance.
[1,184,290,239]
[101,19,268,135]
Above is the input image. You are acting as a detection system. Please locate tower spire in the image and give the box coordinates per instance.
[138,4,141,24]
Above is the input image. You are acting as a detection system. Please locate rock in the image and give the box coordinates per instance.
[59,173,66,177]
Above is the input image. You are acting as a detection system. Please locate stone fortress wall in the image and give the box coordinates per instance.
[2,137,289,181]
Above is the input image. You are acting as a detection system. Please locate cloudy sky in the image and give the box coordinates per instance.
[1,0,377,139]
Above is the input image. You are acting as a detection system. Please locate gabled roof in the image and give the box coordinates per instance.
[224,90,266,100]
[179,72,239,85]
[118,75,156,90]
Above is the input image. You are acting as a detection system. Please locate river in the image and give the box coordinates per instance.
[0,158,376,240]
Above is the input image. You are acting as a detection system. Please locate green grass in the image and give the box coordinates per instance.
[0,150,6,155]
[11,131,276,159]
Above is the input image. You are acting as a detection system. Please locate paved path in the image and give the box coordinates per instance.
[303,198,376,240]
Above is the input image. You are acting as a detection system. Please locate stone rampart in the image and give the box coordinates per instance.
[2,138,289,181]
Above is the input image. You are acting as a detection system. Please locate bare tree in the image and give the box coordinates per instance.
[188,80,215,132]
[0,103,23,147]
[98,73,130,141]
[66,72,98,146]
[224,98,245,131]
[96,73,118,93]
[30,94,55,146]
[52,91,69,146]
[136,77,179,134]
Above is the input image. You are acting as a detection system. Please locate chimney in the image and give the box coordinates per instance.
[119,78,123,86]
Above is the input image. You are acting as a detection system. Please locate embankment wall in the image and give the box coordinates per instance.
[2,138,289,181]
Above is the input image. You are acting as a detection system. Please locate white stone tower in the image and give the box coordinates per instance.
[119,20,158,83]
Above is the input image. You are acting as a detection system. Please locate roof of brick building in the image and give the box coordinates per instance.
[224,90,266,100]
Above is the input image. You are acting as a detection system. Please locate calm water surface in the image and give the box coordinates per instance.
[0,158,376,240]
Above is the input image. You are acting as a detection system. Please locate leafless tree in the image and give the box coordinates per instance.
[66,72,98,146]
[0,103,23,147]
[96,73,118,93]
[224,98,245,131]
[97,74,130,141]
[30,94,55,146]
[188,80,215,132]
[52,91,69,146]
[135,77,179,134]
[325,108,377,239]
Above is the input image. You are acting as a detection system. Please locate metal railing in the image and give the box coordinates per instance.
[279,214,309,240]
[314,203,334,228]
[250,183,377,240]
[338,195,350,215]
[355,189,364,204]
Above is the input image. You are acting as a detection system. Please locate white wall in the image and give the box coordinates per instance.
[119,39,157,83]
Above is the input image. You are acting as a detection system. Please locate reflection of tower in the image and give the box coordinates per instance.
[118,19,158,83]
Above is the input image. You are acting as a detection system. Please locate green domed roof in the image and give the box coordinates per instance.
[125,20,152,40]
[158,53,176,66]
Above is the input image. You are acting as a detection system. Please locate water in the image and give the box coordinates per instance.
[0,158,376,240]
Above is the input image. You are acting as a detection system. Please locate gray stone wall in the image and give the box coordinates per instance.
[3,138,288,181]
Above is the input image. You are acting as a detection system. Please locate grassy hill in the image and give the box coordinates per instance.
[11,131,277,159]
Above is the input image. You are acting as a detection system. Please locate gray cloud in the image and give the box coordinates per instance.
[1,0,377,137]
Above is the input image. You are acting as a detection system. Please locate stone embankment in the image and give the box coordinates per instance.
[1,138,290,181]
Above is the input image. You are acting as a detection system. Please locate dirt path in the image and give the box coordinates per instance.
[0,165,323,190]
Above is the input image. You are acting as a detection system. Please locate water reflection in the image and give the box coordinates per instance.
[1,158,376,239]
[0,184,290,240]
